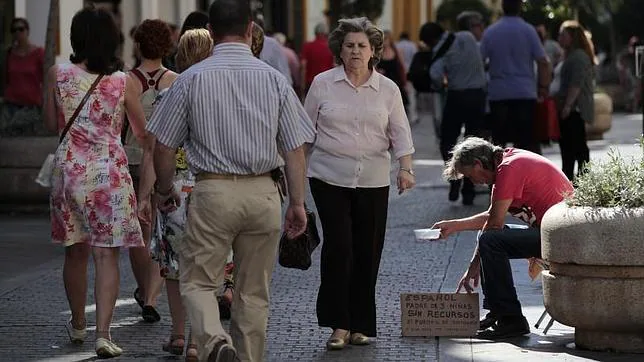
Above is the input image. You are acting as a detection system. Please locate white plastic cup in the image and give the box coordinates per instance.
[414,228,441,241]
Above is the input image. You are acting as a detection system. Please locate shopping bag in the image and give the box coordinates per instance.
[535,97,560,142]
[35,154,55,188]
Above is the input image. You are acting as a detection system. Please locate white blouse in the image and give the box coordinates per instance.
[303,66,415,188]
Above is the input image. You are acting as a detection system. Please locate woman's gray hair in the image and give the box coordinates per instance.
[328,17,384,69]
[443,137,504,180]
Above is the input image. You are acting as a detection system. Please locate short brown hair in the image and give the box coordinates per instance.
[328,17,384,69]
[134,19,174,60]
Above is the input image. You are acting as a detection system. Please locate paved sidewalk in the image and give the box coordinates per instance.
[0,111,641,361]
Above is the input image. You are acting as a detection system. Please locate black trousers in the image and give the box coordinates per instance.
[479,227,541,317]
[558,111,589,181]
[441,88,486,197]
[489,99,540,154]
[309,178,389,337]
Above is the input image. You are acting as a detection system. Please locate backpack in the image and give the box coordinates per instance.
[407,33,455,93]
[122,67,168,165]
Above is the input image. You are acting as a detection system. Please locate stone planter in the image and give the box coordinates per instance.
[541,202,644,353]
[0,137,57,206]
[586,92,612,141]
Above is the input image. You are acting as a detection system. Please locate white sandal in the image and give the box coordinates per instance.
[95,338,123,358]
[64,319,87,344]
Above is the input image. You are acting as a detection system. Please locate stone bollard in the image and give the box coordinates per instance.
[586,92,613,141]
[541,202,644,353]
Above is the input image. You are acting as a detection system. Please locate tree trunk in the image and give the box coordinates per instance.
[42,0,59,109]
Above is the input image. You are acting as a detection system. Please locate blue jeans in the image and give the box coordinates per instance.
[478,225,541,318]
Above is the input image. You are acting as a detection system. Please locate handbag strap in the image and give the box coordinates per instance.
[59,74,104,143]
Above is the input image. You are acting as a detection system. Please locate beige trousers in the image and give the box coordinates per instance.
[179,176,282,362]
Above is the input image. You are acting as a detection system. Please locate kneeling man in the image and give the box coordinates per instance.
[432,137,573,339]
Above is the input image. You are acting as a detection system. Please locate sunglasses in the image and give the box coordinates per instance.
[11,27,26,33]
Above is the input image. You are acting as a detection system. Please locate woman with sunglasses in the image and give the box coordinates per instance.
[1,18,44,135]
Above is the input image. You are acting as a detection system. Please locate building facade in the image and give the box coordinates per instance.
[1,0,501,72]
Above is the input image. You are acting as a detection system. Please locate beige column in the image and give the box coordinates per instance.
[140,0,159,20]
[57,0,84,64]
[177,0,198,27]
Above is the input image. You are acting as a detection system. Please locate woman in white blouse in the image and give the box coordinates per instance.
[303,17,416,351]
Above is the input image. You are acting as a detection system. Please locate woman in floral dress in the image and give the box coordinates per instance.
[42,6,147,359]
[137,28,212,362]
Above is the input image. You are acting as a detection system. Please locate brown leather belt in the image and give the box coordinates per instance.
[195,172,271,182]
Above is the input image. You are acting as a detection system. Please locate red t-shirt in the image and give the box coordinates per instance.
[492,148,573,227]
[301,36,334,86]
[4,46,45,106]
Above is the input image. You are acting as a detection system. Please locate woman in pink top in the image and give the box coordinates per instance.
[303,17,415,350]
[0,18,44,134]
[42,6,147,358]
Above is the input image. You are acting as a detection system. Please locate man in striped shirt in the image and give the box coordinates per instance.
[146,1,315,361]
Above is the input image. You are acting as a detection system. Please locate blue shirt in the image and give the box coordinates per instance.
[480,16,546,101]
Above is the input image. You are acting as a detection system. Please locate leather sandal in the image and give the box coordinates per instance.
[185,343,198,362]
[162,334,185,356]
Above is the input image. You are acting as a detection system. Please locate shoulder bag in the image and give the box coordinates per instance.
[35,74,104,187]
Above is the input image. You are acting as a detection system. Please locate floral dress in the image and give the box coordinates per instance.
[150,155,234,286]
[149,90,233,284]
[50,64,143,248]
[149,148,194,280]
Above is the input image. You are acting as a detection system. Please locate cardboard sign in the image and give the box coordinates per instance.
[400,293,479,337]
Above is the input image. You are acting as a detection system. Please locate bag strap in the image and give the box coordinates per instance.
[59,74,104,143]
[429,33,455,67]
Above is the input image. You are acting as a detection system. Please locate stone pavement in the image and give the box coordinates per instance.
[0,111,642,361]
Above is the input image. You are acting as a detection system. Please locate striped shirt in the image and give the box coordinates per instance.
[430,31,486,91]
[147,42,316,175]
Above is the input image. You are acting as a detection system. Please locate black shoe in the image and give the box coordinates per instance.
[448,180,461,201]
[478,312,497,331]
[462,193,475,206]
[208,340,240,362]
[477,316,530,340]
[141,305,161,323]
[133,288,144,309]
[217,296,231,320]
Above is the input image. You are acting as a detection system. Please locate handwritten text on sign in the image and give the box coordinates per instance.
[400,293,479,337]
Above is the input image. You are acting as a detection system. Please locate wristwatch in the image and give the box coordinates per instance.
[400,168,415,176]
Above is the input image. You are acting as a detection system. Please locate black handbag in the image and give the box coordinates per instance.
[278,207,321,270]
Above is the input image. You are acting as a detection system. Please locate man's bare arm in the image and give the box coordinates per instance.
[153,141,177,194]
[283,145,306,206]
[483,198,513,230]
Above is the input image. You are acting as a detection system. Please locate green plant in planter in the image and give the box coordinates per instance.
[566,138,644,208]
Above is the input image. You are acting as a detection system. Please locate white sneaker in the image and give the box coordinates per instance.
[95,338,123,358]
[65,319,87,344]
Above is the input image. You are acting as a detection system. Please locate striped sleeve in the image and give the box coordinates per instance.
[277,84,316,153]
[146,78,188,149]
